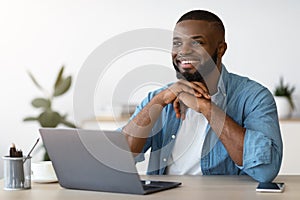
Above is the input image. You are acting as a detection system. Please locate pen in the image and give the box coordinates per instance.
[8,143,24,188]
[9,143,23,157]
[23,138,40,163]
[9,143,16,157]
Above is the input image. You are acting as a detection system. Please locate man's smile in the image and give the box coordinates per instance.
[176,57,200,71]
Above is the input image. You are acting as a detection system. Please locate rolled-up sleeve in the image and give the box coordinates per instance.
[237,87,283,182]
[122,87,167,163]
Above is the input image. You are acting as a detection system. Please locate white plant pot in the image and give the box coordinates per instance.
[274,96,292,119]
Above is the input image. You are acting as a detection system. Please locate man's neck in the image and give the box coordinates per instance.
[204,65,222,95]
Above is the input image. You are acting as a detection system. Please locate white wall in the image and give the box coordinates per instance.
[1,0,300,178]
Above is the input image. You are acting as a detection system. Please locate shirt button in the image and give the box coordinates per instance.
[163,158,167,162]
[171,135,176,139]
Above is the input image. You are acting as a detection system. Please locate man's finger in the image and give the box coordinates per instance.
[178,80,210,99]
[173,98,181,118]
[180,102,187,120]
[191,82,211,99]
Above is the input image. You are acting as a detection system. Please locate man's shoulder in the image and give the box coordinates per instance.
[225,71,274,108]
[227,72,268,93]
[225,71,276,120]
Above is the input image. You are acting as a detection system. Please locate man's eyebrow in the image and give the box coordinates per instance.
[191,35,206,40]
[172,35,206,40]
[173,37,181,40]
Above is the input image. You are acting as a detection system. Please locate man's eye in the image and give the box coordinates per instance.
[173,41,182,46]
[192,40,203,46]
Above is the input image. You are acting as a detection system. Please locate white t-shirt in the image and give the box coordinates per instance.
[167,108,208,175]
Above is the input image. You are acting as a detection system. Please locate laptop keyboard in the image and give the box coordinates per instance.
[142,185,161,190]
[140,180,181,193]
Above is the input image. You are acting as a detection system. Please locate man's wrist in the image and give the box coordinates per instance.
[201,100,213,118]
[152,92,168,107]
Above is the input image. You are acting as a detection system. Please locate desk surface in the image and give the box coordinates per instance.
[1,175,299,200]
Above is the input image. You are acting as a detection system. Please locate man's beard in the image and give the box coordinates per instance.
[173,49,218,83]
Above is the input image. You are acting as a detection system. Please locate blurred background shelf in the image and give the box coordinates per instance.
[81,115,130,130]
[280,118,300,122]
[279,118,300,175]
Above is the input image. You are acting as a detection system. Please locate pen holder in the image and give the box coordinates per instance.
[2,156,31,190]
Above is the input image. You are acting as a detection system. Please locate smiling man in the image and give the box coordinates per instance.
[122,10,282,182]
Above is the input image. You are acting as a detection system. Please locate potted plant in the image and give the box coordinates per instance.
[24,65,76,160]
[274,77,295,119]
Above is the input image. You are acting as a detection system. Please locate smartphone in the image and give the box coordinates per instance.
[256,182,285,193]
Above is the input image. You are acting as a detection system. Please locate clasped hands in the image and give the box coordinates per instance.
[160,79,211,120]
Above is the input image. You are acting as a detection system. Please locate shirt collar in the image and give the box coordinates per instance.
[211,64,228,107]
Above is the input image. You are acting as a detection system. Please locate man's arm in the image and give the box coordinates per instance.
[177,92,245,166]
[122,93,166,155]
[207,102,246,166]
[122,80,210,155]
[177,86,282,182]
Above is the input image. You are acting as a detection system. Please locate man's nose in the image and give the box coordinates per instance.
[179,43,193,55]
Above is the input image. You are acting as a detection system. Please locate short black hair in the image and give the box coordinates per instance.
[177,10,225,37]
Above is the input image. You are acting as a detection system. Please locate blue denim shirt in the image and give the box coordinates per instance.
[126,65,282,182]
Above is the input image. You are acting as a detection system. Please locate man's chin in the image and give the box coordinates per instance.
[176,71,205,83]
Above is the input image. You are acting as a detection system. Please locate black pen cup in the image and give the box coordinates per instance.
[2,156,31,190]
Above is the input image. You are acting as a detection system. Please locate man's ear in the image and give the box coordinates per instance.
[218,42,227,57]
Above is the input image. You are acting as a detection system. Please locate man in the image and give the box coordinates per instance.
[122,10,282,182]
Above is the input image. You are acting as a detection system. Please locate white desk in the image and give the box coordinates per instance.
[1,175,299,200]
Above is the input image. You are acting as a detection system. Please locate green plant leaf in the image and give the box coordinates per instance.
[31,98,51,109]
[54,66,65,89]
[38,110,61,127]
[53,76,72,97]
[27,70,44,91]
[274,77,295,111]
[23,117,38,121]
[60,118,76,128]
[287,96,295,110]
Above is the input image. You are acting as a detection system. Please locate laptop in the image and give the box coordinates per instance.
[39,128,181,195]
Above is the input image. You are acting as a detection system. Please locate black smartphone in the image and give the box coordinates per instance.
[256,182,285,193]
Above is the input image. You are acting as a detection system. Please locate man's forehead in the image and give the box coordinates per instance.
[173,20,223,40]
[174,20,212,33]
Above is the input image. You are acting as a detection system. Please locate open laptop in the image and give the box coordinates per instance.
[39,128,181,195]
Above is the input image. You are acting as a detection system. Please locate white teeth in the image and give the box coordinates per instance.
[181,60,197,64]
